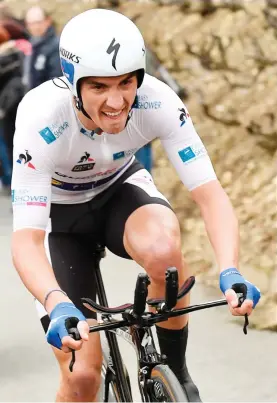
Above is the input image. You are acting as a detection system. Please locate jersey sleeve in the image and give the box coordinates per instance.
[142,78,217,191]
[12,97,55,231]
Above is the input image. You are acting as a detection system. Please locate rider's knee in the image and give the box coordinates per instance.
[61,363,101,399]
[143,227,182,282]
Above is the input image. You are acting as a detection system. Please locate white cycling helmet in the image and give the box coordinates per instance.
[59,8,146,99]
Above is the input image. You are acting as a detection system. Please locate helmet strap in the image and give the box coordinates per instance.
[75,97,92,120]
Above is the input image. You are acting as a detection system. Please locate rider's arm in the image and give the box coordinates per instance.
[12,140,71,314]
[12,229,71,313]
[143,80,238,271]
[190,180,239,272]
[11,95,88,351]
[11,97,71,314]
[144,79,260,313]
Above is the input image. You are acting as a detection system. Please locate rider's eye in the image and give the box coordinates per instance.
[122,79,132,86]
[93,85,104,90]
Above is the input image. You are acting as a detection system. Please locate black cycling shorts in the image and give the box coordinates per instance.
[38,160,172,332]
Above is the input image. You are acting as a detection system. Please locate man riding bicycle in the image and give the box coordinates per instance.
[11,9,261,402]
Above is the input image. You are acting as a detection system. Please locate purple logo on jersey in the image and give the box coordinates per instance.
[61,57,75,85]
[179,108,190,126]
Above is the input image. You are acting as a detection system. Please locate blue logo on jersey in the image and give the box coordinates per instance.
[113,151,125,160]
[61,58,74,85]
[178,147,196,163]
[80,127,95,140]
[39,127,56,144]
[39,122,69,144]
[133,95,161,110]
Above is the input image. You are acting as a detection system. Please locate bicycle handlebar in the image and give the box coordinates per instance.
[68,268,249,371]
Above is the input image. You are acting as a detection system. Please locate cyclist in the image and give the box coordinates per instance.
[11,9,261,402]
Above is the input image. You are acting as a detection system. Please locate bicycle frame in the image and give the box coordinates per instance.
[91,245,229,402]
[93,245,133,402]
[89,244,247,402]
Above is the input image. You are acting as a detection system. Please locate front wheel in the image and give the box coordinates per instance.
[149,364,189,402]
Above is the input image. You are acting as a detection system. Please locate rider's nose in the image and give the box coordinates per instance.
[105,91,124,110]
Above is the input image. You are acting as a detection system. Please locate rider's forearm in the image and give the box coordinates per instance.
[11,229,71,313]
[192,181,239,272]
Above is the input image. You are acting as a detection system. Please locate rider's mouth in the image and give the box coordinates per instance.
[102,108,125,120]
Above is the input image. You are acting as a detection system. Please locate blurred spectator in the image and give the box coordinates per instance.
[23,6,62,92]
[0,7,30,190]
[0,3,28,40]
[135,46,188,173]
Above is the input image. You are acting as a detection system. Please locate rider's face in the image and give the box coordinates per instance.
[79,73,138,134]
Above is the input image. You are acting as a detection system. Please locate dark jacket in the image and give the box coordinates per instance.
[24,25,62,91]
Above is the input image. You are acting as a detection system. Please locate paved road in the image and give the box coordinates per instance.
[0,194,276,402]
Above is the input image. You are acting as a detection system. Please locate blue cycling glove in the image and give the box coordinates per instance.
[46,302,86,349]
[219,268,261,308]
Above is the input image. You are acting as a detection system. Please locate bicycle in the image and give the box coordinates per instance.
[68,244,249,402]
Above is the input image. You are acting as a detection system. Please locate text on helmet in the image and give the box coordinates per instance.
[60,47,81,64]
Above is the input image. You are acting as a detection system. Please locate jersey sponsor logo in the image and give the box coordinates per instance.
[12,189,48,207]
[16,150,36,170]
[51,179,98,191]
[60,47,81,64]
[52,162,129,191]
[113,148,137,161]
[178,143,207,164]
[60,58,75,85]
[133,95,161,110]
[39,122,69,144]
[72,152,95,172]
[179,107,190,126]
[80,127,95,140]
[55,167,117,180]
[52,179,63,186]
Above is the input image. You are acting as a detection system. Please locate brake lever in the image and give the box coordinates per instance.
[69,349,76,372]
[237,292,249,335]
[68,327,81,372]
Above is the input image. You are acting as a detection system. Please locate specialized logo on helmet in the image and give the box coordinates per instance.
[106,38,121,70]
[60,47,81,64]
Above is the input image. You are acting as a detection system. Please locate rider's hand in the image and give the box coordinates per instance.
[46,302,89,353]
[219,268,261,316]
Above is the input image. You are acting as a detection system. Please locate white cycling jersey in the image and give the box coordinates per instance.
[12,73,217,231]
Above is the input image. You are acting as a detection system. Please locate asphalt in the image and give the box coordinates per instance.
[0,194,276,402]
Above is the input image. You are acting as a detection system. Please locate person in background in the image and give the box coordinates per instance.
[0,8,30,191]
[23,6,62,92]
[135,46,188,173]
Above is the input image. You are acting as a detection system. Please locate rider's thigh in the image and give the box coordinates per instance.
[104,168,174,260]
[53,318,102,397]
